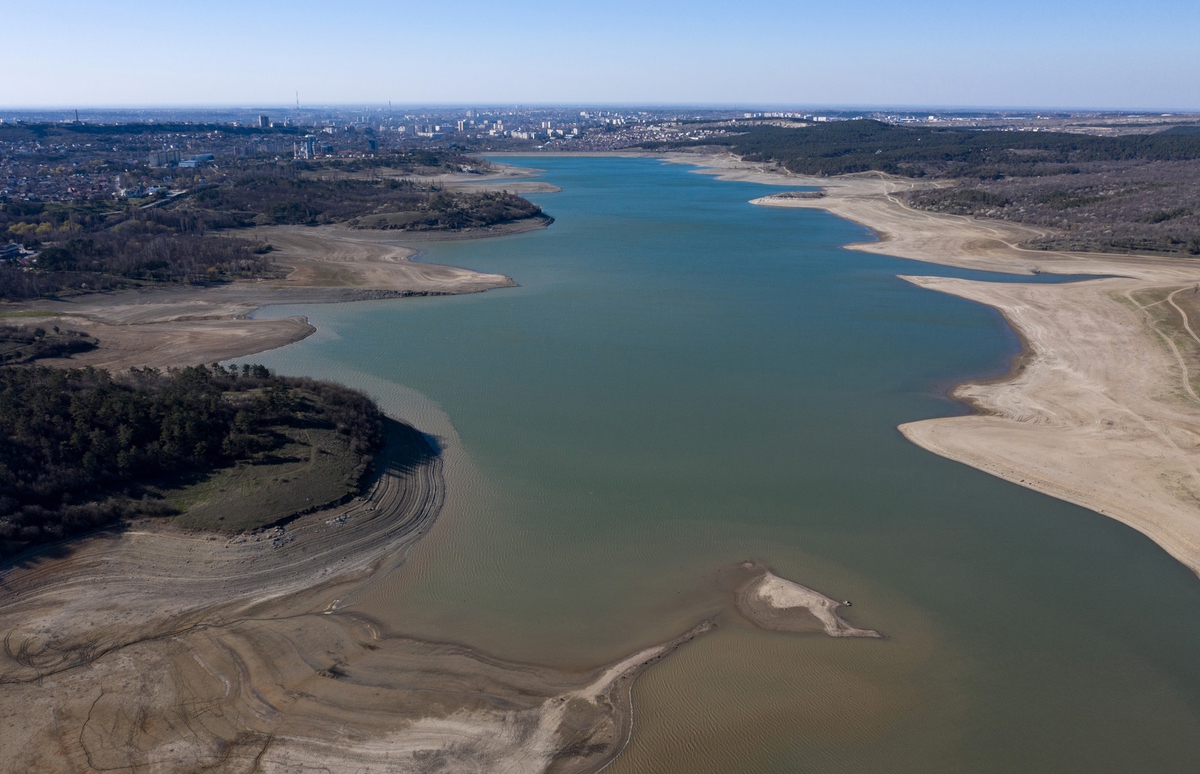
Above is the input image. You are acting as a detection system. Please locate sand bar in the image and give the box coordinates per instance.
[734,563,882,638]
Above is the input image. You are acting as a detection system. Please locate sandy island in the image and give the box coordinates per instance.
[678,151,1200,577]
[733,561,882,638]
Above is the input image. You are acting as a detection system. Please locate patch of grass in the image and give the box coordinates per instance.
[1140,207,1192,224]
[0,325,97,364]
[168,425,361,531]
[349,211,426,229]
[1032,191,1107,210]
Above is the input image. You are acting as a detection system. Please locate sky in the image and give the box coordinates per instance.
[5,0,1199,110]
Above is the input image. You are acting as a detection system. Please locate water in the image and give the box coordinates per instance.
[239,157,1200,772]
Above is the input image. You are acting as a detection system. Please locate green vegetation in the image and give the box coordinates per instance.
[186,170,545,230]
[0,364,383,557]
[1140,207,1192,224]
[0,199,275,300]
[0,325,96,364]
[170,423,362,532]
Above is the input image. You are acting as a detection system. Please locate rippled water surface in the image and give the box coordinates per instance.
[242,157,1200,772]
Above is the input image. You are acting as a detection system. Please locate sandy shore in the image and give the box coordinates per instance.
[734,562,882,638]
[2,223,522,370]
[674,151,1200,576]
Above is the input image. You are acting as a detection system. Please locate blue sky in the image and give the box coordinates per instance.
[5,0,1198,109]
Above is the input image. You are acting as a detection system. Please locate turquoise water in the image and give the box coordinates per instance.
[243,157,1200,772]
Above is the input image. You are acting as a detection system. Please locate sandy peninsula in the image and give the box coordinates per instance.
[693,151,1200,577]
[0,157,562,370]
[3,224,520,370]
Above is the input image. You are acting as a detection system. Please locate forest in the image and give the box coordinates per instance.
[0,363,383,557]
[183,169,544,230]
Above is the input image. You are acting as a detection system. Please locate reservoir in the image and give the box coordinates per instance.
[242,157,1200,773]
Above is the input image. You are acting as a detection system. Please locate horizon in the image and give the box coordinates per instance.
[2,104,1196,116]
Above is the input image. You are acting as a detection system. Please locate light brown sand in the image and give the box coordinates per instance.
[248,224,522,290]
[897,276,1200,576]
[734,564,882,638]
[670,151,1200,576]
[2,223,517,370]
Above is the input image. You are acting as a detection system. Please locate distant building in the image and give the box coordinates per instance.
[148,149,181,167]
[179,153,215,169]
[259,115,270,128]
[294,135,316,159]
[367,138,377,152]
[0,243,21,262]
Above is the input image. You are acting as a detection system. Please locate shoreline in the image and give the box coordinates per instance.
[685,154,1200,577]
[2,220,534,370]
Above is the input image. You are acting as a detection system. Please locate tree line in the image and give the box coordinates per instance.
[647,120,1200,179]
[0,363,383,557]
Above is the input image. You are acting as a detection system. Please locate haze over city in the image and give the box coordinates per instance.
[5,0,1199,109]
